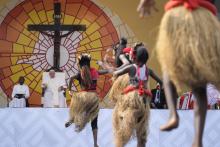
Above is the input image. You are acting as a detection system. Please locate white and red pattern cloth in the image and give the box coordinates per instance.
[178,84,220,109]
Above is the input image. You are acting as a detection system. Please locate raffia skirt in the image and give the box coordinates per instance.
[70,91,99,123]
[104,74,130,104]
[113,90,150,145]
[156,6,220,91]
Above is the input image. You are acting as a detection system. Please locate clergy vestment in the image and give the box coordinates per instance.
[42,73,67,108]
[9,84,30,108]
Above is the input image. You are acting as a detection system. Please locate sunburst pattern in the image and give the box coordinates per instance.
[0,0,137,107]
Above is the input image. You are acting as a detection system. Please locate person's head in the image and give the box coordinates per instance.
[18,76,25,85]
[113,37,128,67]
[49,70,56,78]
[78,53,92,88]
[132,42,144,62]
[78,53,91,69]
[135,45,149,67]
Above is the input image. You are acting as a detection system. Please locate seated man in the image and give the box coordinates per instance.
[151,83,167,109]
[41,70,67,108]
[9,76,30,108]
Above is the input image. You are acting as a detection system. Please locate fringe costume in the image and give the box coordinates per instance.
[105,74,130,103]
[113,64,152,147]
[69,91,99,131]
[113,91,150,147]
[156,0,220,91]
[67,66,100,132]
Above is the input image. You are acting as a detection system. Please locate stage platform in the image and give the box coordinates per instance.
[0,108,219,147]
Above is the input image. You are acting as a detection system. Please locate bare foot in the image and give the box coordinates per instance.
[160,115,179,131]
[94,144,99,147]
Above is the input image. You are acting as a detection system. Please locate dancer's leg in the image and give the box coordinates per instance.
[192,86,207,147]
[91,116,99,147]
[160,72,179,131]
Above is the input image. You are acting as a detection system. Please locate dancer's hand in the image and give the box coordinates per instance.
[137,0,158,18]
[97,61,103,66]
[112,72,118,82]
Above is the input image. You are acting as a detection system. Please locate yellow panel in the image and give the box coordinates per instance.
[90,52,101,60]
[35,81,42,93]
[30,81,37,89]
[80,38,90,46]
[74,18,81,24]
[29,40,36,48]
[80,19,90,27]
[82,33,87,38]
[13,44,24,53]
[89,31,101,41]
[17,34,32,46]
[24,66,33,74]
[63,15,75,24]
[85,44,90,49]
[11,57,18,65]
[32,70,40,77]
[23,19,34,28]
[27,74,35,81]
[29,10,41,24]
[77,46,86,51]
[22,30,38,43]
[35,73,42,81]
[10,64,23,73]
[22,29,31,36]
[38,10,47,22]
[22,64,31,68]
[90,39,102,48]
[46,10,54,23]
[10,71,26,83]
[90,61,98,69]
[86,22,100,35]
[25,78,31,86]
[29,33,39,42]
[24,46,33,53]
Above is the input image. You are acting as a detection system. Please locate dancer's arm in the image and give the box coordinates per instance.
[115,54,130,70]
[148,68,163,86]
[137,0,158,18]
[98,69,112,75]
[113,64,135,77]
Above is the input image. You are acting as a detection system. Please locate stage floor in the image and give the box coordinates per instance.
[0,108,219,147]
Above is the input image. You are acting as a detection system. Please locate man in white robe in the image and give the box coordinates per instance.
[41,70,67,108]
[9,76,30,108]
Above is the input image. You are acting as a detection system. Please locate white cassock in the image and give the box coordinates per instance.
[9,84,29,108]
[42,72,67,108]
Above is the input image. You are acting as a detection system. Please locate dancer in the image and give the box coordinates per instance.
[65,53,108,147]
[156,0,219,147]
[98,37,130,71]
[112,45,157,147]
[107,42,162,103]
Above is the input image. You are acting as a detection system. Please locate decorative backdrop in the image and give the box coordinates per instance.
[0,0,137,106]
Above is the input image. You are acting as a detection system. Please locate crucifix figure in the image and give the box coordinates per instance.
[28,2,86,71]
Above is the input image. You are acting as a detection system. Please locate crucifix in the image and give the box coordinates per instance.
[28,1,86,71]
